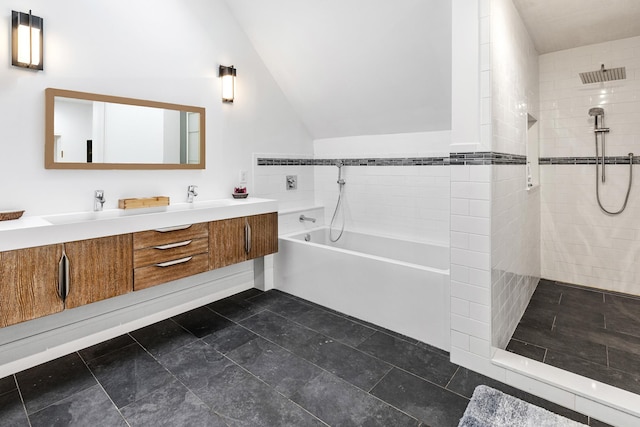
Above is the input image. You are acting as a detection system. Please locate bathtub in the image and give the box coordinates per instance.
[275,228,450,351]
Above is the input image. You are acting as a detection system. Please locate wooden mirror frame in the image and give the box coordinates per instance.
[45,88,206,170]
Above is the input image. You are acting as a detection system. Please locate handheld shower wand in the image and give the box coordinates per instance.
[336,160,345,185]
[589,107,609,182]
[588,107,633,215]
[330,160,346,242]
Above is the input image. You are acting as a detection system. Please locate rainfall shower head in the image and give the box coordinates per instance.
[579,64,626,84]
[589,107,605,117]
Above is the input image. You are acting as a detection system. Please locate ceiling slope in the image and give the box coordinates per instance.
[225,0,452,139]
[513,0,640,54]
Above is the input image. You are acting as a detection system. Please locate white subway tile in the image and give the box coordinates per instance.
[451,198,470,215]
[452,248,490,270]
[451,280,491,305]
[451,215,490,235]
[469,337,491,358]
[451,330,470,351]
[451,231,470,249]
[451,314,490,341]
[451,297,470,317]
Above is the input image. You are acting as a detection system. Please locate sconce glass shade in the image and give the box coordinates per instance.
[219,65,236,103]
[12,10,44,70]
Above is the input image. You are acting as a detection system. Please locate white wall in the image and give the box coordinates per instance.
[225,0,452,139]
[540,35,640,295]
[252,153,316,212]
[314,131,451,245]
[0,0,312,216]
[489,0,540,350]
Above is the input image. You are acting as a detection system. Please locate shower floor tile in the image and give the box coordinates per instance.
[1,288,610,427]
[508,279,640,396]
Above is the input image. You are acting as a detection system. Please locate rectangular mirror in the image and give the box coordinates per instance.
[45,88,206,169]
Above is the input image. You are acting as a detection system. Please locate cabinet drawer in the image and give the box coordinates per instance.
[133,237,208,268]
[134,253,209,291]
[133,223,208,249]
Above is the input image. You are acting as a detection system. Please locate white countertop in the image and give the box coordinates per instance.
[0,198,278,252]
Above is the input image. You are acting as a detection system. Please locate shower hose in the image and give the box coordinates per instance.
[329,182,345,242]
[595,134,633,215]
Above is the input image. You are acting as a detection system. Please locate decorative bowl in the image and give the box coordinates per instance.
[232,193,249,199]
[0,210,25,221]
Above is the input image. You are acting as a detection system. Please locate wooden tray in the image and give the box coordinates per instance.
[118,196,170,210]
[0,210,25,221]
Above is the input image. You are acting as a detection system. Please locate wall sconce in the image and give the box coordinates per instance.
[219,65,236,103]
[12,10,44,70]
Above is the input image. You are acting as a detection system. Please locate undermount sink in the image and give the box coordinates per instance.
[0,197,277,253]
[166,199,235,211]
[41,199,239,225]
[42,209,130,225]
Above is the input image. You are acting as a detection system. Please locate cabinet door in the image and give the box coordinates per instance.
[0,245,64,327]
[64,234,133,309]
[209,217,246,269]
[246,212,278,260]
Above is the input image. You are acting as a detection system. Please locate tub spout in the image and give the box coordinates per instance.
[299,215,316,223]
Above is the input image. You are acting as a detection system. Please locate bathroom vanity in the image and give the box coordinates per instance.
[0,198,277,376]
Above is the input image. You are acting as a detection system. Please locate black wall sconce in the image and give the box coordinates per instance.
[12,10,44,70]
[219,65,236,103]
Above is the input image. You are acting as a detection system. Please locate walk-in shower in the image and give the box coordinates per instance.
[589,107,633,215]
[329,160,346,242]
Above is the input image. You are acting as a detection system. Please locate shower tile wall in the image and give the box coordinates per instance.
[252,153,315,211]
[313,132,451,245]
[539,35,640,295]
[448,0,495,375]
[450,163,493,362]
[489,0,540,350]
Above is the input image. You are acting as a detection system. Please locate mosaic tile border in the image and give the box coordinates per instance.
[256,157,449,166]
[449,152,527,165]
[539,156,640,165]
[256,152,527,167]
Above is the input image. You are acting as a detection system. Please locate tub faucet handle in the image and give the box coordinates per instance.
[299,215,316,223]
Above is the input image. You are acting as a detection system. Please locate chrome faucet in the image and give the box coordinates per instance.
[187,185,198,203]
[299,214,316,223]
[94,190,106,211]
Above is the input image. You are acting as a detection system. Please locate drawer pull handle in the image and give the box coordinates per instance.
[153,240,192,250]
[154,224,192,233]
[155,256,193,268]
[245,219,252,254]
[58,252,69,301]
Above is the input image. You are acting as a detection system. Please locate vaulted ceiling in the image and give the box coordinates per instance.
[224,0,451,140]
[512,0,640,54]
[224,1,640,140]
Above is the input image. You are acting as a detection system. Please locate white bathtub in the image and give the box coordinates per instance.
[275,228,450,351]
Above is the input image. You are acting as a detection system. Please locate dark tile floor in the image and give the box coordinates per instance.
[508,278,640,395]
[0,288,610,426]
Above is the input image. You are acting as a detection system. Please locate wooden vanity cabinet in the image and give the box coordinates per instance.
[0,212,276,328]
[0,244,64,327]
[133,223,209,290]
[246,212,278,260]
[209,212,278,269]
[64,234,133,309]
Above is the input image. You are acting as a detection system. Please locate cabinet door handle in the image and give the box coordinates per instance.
[57,252,69,301]
[155,256,193,268]
[245,220,252,254]
[154,224,192,233]
[153,240,192,250]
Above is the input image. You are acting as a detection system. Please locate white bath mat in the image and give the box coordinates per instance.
[458,385,587,427]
